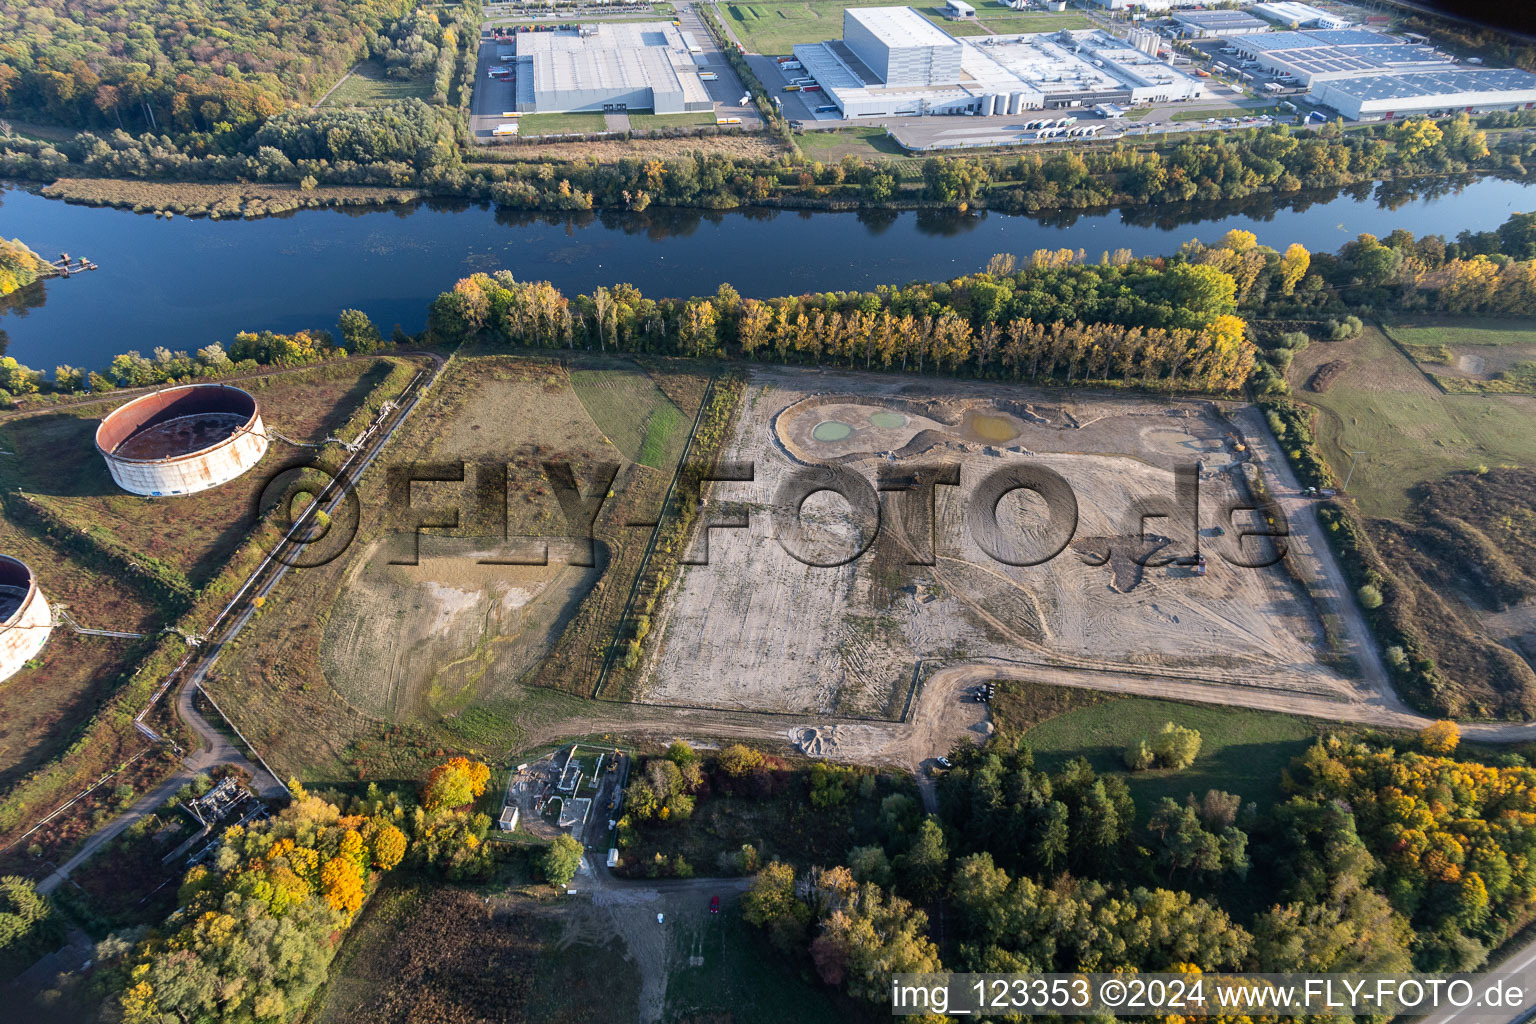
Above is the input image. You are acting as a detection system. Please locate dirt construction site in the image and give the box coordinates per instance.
[639,367,1376,729]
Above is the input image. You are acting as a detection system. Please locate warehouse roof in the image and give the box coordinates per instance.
[518,22,709,106]
[846,6,960,50]
[1172,10,1269,29]
[1316,67,1536,102]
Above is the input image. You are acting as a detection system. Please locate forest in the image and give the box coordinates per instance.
[735,719,1536,1009]
[0,0,417,132]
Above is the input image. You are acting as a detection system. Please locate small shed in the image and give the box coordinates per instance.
[945,0,977,19]
[499,806,519,832]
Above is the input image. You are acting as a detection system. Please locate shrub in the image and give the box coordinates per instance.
[1124,739,1156,771]
[718,744,765,777]
[1358,583,1385,610]
[1151,723,1202,770]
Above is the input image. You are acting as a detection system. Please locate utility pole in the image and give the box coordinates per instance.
[1342,450,1366,492]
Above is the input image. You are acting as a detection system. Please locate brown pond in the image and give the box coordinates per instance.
[961,409,1021,444]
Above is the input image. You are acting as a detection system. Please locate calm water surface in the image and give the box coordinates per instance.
[2,175,1533,370]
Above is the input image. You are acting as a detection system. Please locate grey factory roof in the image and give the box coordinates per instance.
[1171,10,1269,28]
[1317,67,1536,101]
[517,22,709,107]
[1241,28,1397,51]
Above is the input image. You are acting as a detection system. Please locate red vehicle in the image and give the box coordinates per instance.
[709,895,721,914]
[802,84,822,93]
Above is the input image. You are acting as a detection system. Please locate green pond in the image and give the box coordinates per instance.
[812,421,854,442]
[868,411,908,429]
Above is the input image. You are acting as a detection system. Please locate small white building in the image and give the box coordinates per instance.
[944,0,977,18]
[499,806,520,832]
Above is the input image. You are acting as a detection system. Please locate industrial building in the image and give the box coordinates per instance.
[1171,10,1271,38]
[1225,27,1536,119]
[1310,67,1536,120]
[1230,28,1454,85]
[1085,0,1210,10]
[513,22,713,114]
[792,8,1204,119]
[1250,2,1353,30]
[96,384,269,497]
[0,556,51,684]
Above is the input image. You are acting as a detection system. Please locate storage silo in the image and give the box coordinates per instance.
[0,556,51,683]
[95,384,269,496]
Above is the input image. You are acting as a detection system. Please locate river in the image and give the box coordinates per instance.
[3,175,1534,371]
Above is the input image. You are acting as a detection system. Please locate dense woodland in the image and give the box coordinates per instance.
[0,0,418,131]
[729,720,1536,1008]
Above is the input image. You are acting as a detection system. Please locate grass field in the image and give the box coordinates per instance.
[0,359,400,592]
[628,111,718,129]
[518,111,610,135]
[313,882,640,1024]
[1171,105,1286,122]
[1286,325,1536,516]
[795,124,907,160]
[569,366,688,468]
[321,61,432,107]
[1385,318,1536,348]
[1014,693,1320,814]
[665,909,845,1023]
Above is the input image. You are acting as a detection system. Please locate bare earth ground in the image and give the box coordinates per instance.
[640,367,1357,721]
[212,355,701,779]
[319,367,621,725]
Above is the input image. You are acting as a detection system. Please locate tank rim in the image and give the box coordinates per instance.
[94,383,263,466]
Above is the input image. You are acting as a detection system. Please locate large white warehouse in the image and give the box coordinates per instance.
[793,8,1204,119]
[514,22,713,114]
[1311,68,1536,120]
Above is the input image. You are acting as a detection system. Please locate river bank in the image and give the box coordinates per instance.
[39,178,424,219]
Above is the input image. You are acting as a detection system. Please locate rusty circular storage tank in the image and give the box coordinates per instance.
[0,555,51,683]
[95,384,269,496]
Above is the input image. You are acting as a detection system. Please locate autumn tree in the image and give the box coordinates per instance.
[718,744,765,777]
[811,882,942,1000]
[743,860,812,952]
[421,756,491,811]
[1419,719,1460,754]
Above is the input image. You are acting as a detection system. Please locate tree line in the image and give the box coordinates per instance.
[2,108,1532,219]
[425,252,1256,393]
